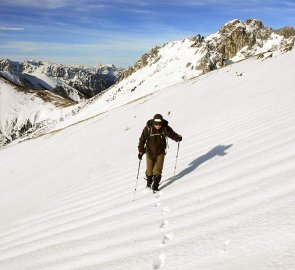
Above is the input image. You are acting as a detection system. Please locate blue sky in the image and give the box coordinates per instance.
[0,0,294,67]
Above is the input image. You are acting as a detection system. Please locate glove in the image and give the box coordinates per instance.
[138,152,143,160]
[177,135,182,142]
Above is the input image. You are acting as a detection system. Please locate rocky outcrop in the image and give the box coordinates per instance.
[275,26,295,38]
[116,19,294,80]
[118,46,161,81]
[192,19,295,74]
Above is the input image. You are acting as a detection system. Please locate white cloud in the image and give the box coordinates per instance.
[0,26,24,31]
[1,0,126,10]
[1,0,76,9]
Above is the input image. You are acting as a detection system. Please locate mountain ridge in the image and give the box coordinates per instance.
[0,59,123,102]
[0,18,294,148]
[119,18,294,80]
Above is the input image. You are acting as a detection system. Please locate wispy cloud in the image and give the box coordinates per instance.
[0,0,75,9]
[0,26,24,31]
[0,31,178,54]
[0,35,172,66]
[0,0,134,10]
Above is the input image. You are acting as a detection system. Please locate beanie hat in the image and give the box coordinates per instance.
[153,114,163,125]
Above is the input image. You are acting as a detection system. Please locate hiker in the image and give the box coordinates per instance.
[138,114,182,191]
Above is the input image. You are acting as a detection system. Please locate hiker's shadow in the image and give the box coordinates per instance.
[160,144,233,190]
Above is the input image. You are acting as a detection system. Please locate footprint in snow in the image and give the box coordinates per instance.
[154,202,161,208]
[223,240,230,252]
[153,253,166,269]
[160,220,169,229]
[154,191,163,199]
[161,233,174,245]
[161,207,170,215]
[152,192,163,206]
[144,187,152,194]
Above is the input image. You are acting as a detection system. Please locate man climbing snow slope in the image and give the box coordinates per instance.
[138,114,182,192]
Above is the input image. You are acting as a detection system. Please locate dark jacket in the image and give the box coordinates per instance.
[138,119,180,156]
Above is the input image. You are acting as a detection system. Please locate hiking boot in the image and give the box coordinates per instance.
[152,175,161,191]
[146,175,153,188]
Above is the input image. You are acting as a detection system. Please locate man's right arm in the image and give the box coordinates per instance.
[138,127,147,155]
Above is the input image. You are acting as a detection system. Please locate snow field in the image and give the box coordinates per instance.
[0,49,294,269]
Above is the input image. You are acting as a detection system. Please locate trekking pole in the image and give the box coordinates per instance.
[133,159,142,202]
[173,142,180,179]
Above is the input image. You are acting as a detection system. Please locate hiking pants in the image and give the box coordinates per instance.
[146,154,165,177]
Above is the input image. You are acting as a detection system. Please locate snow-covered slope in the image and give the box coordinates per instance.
[0,77,74,145]
[0,47,294,269]
[0,61,122,146]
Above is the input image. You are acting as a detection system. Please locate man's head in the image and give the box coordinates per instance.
[153,114,163,129]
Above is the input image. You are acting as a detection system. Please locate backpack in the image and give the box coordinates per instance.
[145,120,169,153]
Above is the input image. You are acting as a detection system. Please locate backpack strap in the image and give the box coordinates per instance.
[148,124,166,138]
[146,124,169,153]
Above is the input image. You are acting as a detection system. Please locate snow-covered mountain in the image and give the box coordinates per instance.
[60,19,294,126]
[0,59,122,102]
[112,19,294,100]
[0,37,294,270]
[0,76,75,146]
[0,19,294,148]
[0,60,122,145]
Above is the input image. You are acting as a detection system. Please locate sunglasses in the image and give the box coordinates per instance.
[154,123,162,126]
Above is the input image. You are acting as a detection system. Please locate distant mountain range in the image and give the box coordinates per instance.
[0,19,294,147]
[0,60,123,102]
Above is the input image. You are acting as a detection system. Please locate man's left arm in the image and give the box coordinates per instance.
[166,126,182,142]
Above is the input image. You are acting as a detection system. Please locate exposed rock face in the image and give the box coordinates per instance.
[219,19,262,58]
[118,46,160,81]
[117,19,295,80]
[0,60,123,102]
[194,19,294,74]
[275,26,295,38]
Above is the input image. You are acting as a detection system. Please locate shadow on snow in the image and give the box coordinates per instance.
[160,144,233,190]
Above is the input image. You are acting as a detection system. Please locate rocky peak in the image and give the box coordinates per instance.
[216,19,273,59]
[220,19,266,34]
[246,18,264,28]
[197,19,294,72]
[0,59,21,73]
[275,26,295,38]
[118,46,161,81]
